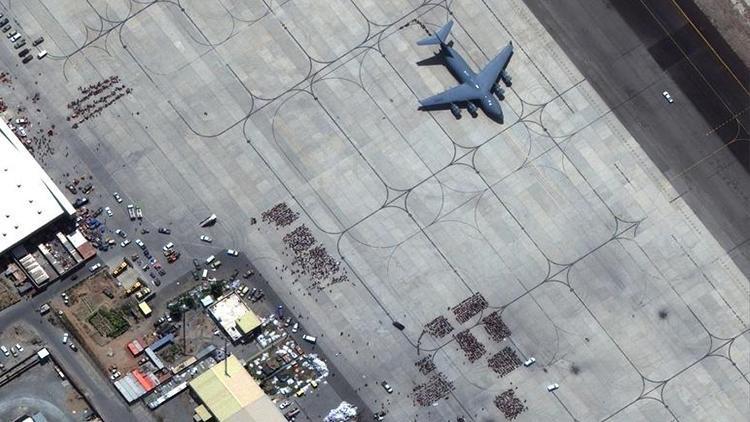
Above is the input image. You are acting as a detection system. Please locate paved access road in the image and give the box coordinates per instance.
[0,264,141,422]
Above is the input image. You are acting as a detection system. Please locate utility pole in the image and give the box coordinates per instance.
[224,337,228,376]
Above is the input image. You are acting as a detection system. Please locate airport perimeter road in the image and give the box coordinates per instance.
[0,267,141,422]
[523,0,750,274]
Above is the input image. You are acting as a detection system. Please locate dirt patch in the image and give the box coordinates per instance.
[692,0,750,68]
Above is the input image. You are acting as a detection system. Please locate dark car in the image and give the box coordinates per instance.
[14,40,26,49]
[0,18,8,26]
[18,48,29,57]
[158,227,171,235]
[192,258,200,270]
[32,36,44,46]
[1,25,10,33]
[73,197,89,208]
[153,278,161,286]
[22,55,32,64]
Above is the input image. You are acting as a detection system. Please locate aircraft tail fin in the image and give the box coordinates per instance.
[417,21,453,46]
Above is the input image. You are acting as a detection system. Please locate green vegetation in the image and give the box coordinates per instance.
[88,307,130,338]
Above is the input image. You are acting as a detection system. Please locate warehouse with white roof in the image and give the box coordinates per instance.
[0,119,75,256]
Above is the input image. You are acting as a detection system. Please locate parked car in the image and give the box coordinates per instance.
[158,227,171,235]
[547,383,559,392]
[120,239,131,248]
[18,48,29,57]
[115,229,127,238]
[15,343,23,353]
[1,25,10,33]
[32,36,44,46]
[62,333,69,344]
[199,235,212,243]
[21,55,32,64]
[135,239,145,249]
[662,90,674,103]
[14,40,26,49]
[0,345,9,356]
[105,206,113,217]
[113,192,122,203]
[226,249,239,257]
[6,30,16,39]
[381,381,393,394]
[89,263,102,272]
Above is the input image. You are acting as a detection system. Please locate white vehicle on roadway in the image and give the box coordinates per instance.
[62,333,69,344]
[547,383,559,392]
[200,235,212,243]
[104,206,113,217]
[113,192,122,203]
[662,90,673,103]
[226,249,239,256]
[89,263,102,272]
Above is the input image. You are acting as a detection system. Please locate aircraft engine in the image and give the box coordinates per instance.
[501,71,513,87]
[492,83,505,101]
[450,103,462,119]
[467,102,478,118]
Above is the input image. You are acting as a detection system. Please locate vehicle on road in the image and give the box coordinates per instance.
[21,55,32,64]
[105,206,113,217]
[120,239,131,248]
[192,259,200,269]
[69,343,77,351]
[226,249,239,256]
[158,227,171,235]
[662,91,674,103]
[135,239,145,249]
[200,235,212,243]
[39,303,50,314]
[547,383,559,392]
[279,400,292,409]
[62,333,69,344]
[205,255,215,265]
[89,263,102,272]
[381,381,393,394]
[374,411,386,421]
[523,357,536,367]
[301,335,317,344]
[115,229,127,238]
[113,192,122,203]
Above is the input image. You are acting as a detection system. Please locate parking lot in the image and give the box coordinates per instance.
[0,0,747,421]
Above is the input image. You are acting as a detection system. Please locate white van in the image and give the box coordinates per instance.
[205,255,215,265]
[301,335,317,344]
[201,269,208,280]
[37,50,47,59]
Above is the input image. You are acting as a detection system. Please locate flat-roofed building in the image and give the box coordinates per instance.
[0,119,74,255]
[189,355,285,422]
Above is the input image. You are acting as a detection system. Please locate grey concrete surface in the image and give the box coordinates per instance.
[0,0,747,421]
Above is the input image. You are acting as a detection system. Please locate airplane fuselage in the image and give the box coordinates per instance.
[442,45,504,123]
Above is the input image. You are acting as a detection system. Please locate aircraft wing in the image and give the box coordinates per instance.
[477,43,514,91]
[418,82,480,109]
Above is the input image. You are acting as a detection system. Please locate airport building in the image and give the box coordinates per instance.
[189,355,285,422]
[208,293,262,342]
[0,119,93,290]
[0,119,75,254]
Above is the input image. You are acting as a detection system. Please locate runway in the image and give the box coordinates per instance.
[524,0,750,277]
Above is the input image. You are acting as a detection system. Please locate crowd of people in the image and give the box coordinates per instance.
[425,315,454,338]
[494,389,526,420]
[262,202,300,227]
[454,329,486,363]
[291,244,348,289]
[488,347,522,377]
[482,310,512,342]
[67,76,131,127]
[412,373,454,407]
[269,206,349,290]
[282,224,316,253]
[415,356,436,375]
[453,292,488,323]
